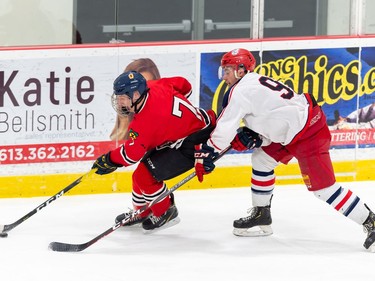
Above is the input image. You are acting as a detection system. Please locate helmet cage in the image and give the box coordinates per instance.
[218,64,246,80]
[111,94,131,116]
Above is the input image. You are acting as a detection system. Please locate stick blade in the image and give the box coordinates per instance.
[48,241,85,252]
[0,224,11,233]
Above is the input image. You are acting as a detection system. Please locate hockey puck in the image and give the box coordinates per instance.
[0,232,8,238]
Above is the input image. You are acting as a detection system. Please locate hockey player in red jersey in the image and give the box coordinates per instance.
[194,48,375,251]
[93,71,216,232]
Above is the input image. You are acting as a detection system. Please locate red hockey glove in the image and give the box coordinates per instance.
[230,127,263,151]
[92,152,123,175]
[194,144,218,182]
[206,109,217,127]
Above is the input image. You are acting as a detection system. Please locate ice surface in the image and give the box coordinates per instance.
[1,182,375,281]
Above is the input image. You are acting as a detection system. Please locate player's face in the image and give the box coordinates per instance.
[116,93,135,114]
[221,66,239,87]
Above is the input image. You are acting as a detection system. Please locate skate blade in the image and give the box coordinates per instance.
[233,225,273,237]
[121,223,143,230]
[367,243,375,253]
[143,217,181,234]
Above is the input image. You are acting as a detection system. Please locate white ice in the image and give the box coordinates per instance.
[1,181,375,281]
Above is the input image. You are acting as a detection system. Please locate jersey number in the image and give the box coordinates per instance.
[259,76,294,99]
[172,96,202,120]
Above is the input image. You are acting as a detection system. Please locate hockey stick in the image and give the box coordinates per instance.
[0,169,96,235]
[48,145,232,252]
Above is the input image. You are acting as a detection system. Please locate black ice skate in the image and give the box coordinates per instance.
[363,205,375,252]
[142,193,180,233]
[233,205,273,237]
[115,209,147,227]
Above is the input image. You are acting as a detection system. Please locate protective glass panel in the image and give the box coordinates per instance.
[364,0,375,34]
[0,0,75,46]
[0,0,370,46]
[263,0,318,37]
[326,0,351,35]
[203,0,251,40]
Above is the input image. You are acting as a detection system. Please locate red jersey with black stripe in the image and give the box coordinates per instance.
[110,77,208,166]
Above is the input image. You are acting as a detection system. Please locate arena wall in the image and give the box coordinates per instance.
[1,36,375,198]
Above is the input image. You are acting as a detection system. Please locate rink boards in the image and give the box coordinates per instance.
[1,159,374,198]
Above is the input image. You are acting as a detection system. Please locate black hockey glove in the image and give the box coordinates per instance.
[230,127,263,151]
[92,152,122,175]
[194,143,219,182]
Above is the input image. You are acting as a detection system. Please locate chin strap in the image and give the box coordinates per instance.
[132,91,148,113]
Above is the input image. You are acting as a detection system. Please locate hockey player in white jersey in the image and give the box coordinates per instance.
[194,48,375,252]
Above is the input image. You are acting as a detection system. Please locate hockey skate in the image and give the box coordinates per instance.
[142,193,180,233]
[115,209,147,228]
[233,205,273,237]
[363,205,375,252]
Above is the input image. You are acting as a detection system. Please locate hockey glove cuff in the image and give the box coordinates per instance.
[231,127,263,151]
[92,152,123,175]
[194,144,219,182]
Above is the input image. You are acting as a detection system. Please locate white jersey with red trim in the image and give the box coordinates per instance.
[207,72,312,152]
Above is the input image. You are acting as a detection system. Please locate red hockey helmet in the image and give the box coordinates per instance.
[219,48,256,79]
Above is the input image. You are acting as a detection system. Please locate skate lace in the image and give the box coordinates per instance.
[149,215,162,224]
[124,208,141,223]
[363,220,375,234]
[363,212,375,234]
[241,207,259,222]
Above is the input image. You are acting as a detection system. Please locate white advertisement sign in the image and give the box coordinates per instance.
[0,46,197,175]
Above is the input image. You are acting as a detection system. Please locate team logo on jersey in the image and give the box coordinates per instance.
[129,129,139,141]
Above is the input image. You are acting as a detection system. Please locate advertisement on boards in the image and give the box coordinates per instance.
[0,49,196,171]
[0,50,117,167]
[199,47,375,149]
[2,39,375,178]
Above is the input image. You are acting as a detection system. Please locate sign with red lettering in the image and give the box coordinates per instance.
[330,129,375,147]
[0,141,116,165]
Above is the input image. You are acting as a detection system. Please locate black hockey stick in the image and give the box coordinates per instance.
[49,146,232,252]
[0,169,96,235]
